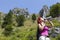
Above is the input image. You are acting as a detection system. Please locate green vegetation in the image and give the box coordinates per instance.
[0,12,4,27]
[2,10,14,28]
[3,25,13,36]
[50,3,60,18]
[0,19,37,40]
[56,35,60,40]
[17,15,25,26]
[32,14,36,23]
[52,19,60,27]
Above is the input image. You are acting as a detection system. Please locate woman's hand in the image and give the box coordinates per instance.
[48,20,54,27]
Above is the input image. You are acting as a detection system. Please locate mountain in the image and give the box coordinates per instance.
[12,8,29,18]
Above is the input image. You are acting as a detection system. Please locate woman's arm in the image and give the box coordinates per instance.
[38,22,45,30]
[38,24,44,30]
[48,21,54,27]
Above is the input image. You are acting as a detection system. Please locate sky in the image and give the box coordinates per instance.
[0,0,60,14]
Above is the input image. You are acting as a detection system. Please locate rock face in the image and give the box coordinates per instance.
[39,5,49,19]
[54,27,60,34]
[48,27,60,38]
[12,8,29,18]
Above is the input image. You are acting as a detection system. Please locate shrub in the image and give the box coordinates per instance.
[56,34,60,40]
[32,14,36,23]
[17,15,25,26]
[3,25,13,36]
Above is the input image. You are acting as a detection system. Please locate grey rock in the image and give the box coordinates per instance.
[12,8,29,18]
[54,27,60,34]
[39,5,50,19]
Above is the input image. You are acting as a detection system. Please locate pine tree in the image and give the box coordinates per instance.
[2,10,13,28]
[2,10,14,36]
[32,14,36,23]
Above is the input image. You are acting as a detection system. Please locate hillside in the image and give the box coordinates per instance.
[0,18,60,40]
[0,19,37,40]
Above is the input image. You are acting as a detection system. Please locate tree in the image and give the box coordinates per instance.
[2,10,14,28]
[1,10,14,36]
[32,14,36,23]
[3,25,13,36]
[50,3,60,18]
[17,15,25,26]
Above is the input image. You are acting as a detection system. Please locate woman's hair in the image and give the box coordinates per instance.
[37,17,44,24]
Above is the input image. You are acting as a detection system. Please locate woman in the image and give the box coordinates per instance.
[37,16,54,40]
